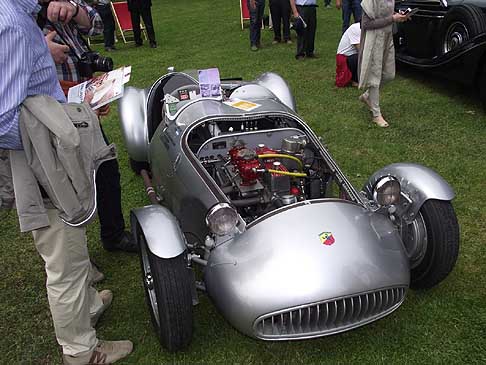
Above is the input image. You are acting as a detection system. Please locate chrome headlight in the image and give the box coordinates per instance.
[373,176,401,206]
[205,203,238,236]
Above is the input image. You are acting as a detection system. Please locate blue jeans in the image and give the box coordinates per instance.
[342,0,362,34]
[247,0,265,46]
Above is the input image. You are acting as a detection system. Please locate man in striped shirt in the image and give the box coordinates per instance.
[0,1,132,363]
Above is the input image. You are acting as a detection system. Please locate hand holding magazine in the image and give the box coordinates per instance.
[67,66,131,110]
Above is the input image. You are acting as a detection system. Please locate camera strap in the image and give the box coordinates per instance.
[38,5,90,62]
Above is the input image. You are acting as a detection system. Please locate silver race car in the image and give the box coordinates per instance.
[118,69,460,351]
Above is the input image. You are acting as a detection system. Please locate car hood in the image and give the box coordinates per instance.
[205,200,410,338]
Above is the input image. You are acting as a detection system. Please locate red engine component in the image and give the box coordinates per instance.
[266,160,288,175]
[229,146,261,185]
[255,144,277,156]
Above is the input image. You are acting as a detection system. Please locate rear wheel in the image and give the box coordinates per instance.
[137,224,193,351]
[440,5,486,54]
[401,200,460,289]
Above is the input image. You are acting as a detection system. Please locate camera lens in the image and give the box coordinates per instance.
[94,55,114,73]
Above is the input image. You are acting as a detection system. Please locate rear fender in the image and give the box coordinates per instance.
[118,86,149,162]
[363,163,455,220]
[131,205,187,259]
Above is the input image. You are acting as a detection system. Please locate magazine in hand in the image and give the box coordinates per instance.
[67,66,131,110]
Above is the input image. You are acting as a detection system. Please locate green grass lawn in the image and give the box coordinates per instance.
[1,0,486,363]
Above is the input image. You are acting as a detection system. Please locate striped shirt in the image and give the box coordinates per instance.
[0,0,65,150]
[42,0,104,82]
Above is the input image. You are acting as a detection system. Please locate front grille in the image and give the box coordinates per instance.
[254,287,406,339]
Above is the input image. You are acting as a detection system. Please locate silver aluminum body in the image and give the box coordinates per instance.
[205,200,409,339]
[118,70,454,341]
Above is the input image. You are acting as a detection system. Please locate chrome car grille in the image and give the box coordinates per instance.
[254,287,407,339]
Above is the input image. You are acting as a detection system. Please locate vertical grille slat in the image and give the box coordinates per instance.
[254,287,407,339]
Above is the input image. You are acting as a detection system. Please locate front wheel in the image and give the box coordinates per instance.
[401,200,460,289]
[137,225,193,351]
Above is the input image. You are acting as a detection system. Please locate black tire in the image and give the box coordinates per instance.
[406,200,460,289]
[440,5,486,54]
[137,224,193,351]
[129,158,149,175]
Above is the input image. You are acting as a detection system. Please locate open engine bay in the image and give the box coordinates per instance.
[187,115,352,223]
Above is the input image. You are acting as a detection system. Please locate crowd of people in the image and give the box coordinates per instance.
[0,0,412,364]
[247,0,410,127]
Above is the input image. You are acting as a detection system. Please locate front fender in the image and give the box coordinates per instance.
[131,205,187,259]
[362,163,455,218]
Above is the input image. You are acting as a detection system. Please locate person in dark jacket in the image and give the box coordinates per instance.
[127,0,157,48]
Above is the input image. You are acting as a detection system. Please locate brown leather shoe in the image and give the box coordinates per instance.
[63,340,133,364]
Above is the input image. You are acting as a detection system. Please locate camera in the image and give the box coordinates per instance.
[78,51,114,78]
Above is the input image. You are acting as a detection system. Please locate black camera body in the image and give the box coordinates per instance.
[78,51,114,78]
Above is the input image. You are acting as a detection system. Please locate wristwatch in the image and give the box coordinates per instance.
[69,0,80,18]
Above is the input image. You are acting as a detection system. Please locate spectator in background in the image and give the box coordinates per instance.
[0,1,132,363]
[269,0,292,45]
[41,0,138,253]
[127,0,157,48]
[335,21,360,87]
[358,0,408,127]
[336,0,361,34]
[93,0,116,51]
[248,0,265,51]
[290,0,318,60]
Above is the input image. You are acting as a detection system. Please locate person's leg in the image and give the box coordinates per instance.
[130,8,142,45]
[295,5,306,58]
[95,159,125,248]
[32,209,97,356]
[342,0,351,34]
[256,0,265,46]
[281,0,291,42]
[97,5,115,48]
[351,0,362,23]
[247,0,259,48]
[347,53,359,83]
[141,6,156,46]
[304,6,317,57]
[270,0,282,42]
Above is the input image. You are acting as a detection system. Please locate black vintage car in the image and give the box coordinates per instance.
[394,0,486,106]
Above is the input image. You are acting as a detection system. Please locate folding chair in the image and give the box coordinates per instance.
[240,0,250,30]
[111,1,147,43]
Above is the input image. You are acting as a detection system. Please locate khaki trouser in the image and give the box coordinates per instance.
[32,209,102,356]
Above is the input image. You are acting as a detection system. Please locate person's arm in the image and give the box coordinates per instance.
[47,1,91,28]
[73,0,104,36]
[336,0,342,10]
[45,31,70,64]
[361,12,408,30]
[0,28,32,149]
[289,0,300,18]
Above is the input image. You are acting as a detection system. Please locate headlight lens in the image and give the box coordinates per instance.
[373,176,401,206]
[205,203,238,236]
